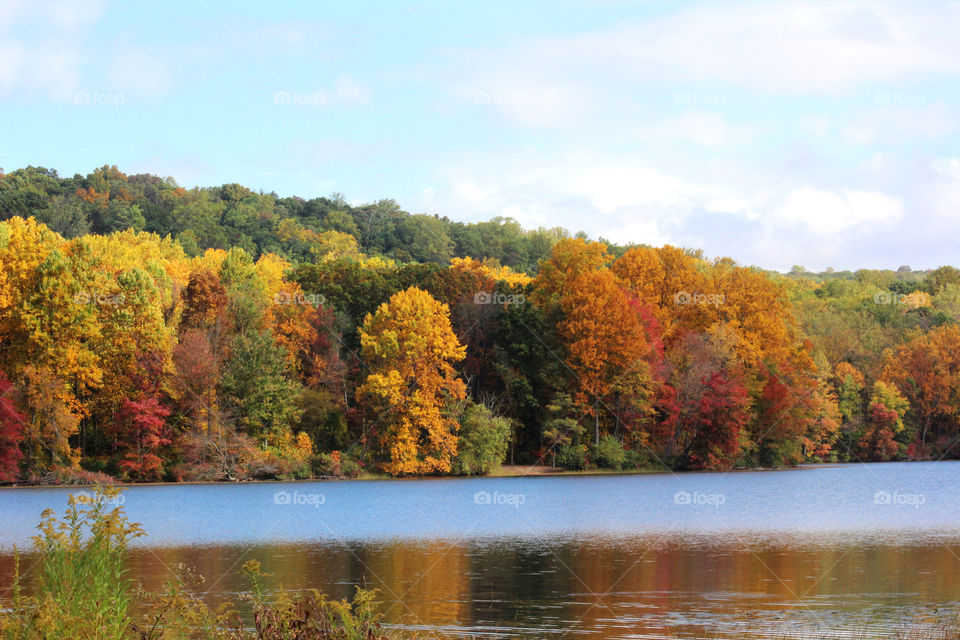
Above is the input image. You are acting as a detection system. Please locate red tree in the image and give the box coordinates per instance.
[685,369,751,470]
[859,402,900,461]
[0,373,25,482]
[111,395,172,481]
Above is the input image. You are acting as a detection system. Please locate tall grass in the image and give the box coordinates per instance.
[0,487,391,640]
[1,487,142,640]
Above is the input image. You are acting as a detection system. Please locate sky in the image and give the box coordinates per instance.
[2,0,959,272]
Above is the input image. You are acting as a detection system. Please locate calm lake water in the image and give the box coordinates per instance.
[2,462,960,638]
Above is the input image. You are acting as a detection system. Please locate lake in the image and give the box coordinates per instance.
[2,461,960,638]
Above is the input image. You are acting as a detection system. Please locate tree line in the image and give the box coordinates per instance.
[1,165,959,483]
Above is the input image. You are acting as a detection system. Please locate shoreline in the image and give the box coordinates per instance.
[0,460,888,491]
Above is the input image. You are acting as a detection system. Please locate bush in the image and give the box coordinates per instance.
[312,449,362,478]
[556,444,587,470]
[623,448,647,470]
[593,435,626,470]
[25,465,117,486]
[452,402,512,475]
[242,560,387,640]
[173,429,260,482]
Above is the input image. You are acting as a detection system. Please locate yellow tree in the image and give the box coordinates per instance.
[612,245,710,340]
[357,287,466,475]
[255,253,317,372]
[0,219,101,468]
[534,238,611,303]
[710,261,797,368]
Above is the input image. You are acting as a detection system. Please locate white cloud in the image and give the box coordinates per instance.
[525,1,960,92]
[0,0,104,100]
[778,186,903,233]
[842,102,958,144]
[633,111,749,146]
[704,197,764,220]
[930,157,960,216]
[565,164,704,213]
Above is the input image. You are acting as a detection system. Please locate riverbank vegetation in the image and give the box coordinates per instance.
[2,165,960,483]
[0,488,391,640]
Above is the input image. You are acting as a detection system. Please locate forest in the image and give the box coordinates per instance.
[1,164,959,484]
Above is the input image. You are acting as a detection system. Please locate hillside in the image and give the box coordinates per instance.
[1,165,960,484]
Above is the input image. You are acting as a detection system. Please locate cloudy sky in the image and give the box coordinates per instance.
[3,0,959,271]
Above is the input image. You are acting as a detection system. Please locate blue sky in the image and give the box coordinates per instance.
[3,0,960,271]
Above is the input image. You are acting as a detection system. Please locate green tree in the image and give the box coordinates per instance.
[452,402,512,475]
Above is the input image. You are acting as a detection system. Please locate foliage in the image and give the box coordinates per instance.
[3,165,960,480]
[556,444,588,470]
[451,402,513,475]
[312,449,363,478]
[542,393,585,468]
[1,487,143,640]
[0,372,25,482]
[357,287,466,475]
[592,435,627,470]
[0,490,390,640]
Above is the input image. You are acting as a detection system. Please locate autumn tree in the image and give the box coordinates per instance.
[357,287,466,475]
[108,352,172,481]
[684,368,751,470]
[18,366,81,471]
[111,395,171,481]
[657,330,748,469]
[858,381,910,461]
[882,325,960,456]
[556,269,652,445]
[0,372,25,482]
[534,238,611,304]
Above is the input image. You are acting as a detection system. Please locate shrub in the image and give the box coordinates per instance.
[593,435,626,471]
[452,402,512,475]
[173,429,259,481]
[242,560,387,640]
[623,448,646,470]
[556,444,587,470]
[25,466,117,486]
[312,449,362,478]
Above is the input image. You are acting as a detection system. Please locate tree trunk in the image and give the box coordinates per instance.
[594,397,600,446]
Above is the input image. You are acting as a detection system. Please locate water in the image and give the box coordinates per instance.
[2,462,960,638]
